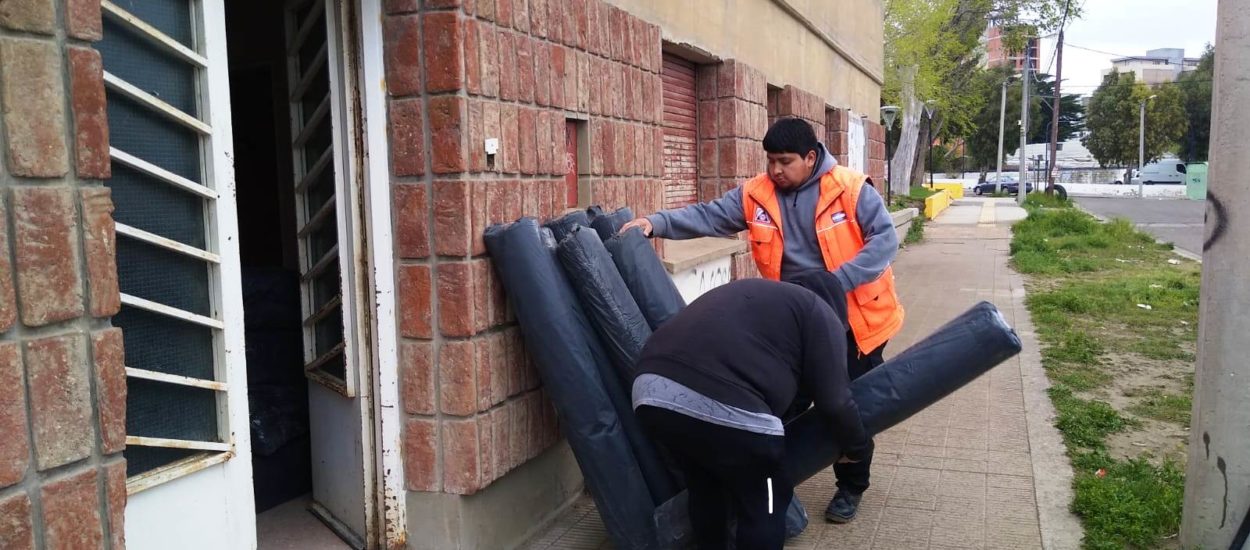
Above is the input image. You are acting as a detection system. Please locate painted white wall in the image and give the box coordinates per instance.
[670,256,733,304]
[847,114,866,173]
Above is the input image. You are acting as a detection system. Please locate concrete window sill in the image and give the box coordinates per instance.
[661,237,747,274]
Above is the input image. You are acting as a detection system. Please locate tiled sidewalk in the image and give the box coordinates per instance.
[521,199,1079,549]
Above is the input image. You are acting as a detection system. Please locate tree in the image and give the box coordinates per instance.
[883,0,1080,190]
[1029,73,1085,143]
[962,67,1046,175]
[1178,45,1213,161]
[1082,71,1188,169]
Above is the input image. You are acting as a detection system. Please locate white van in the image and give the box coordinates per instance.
[1130,160,1187,185]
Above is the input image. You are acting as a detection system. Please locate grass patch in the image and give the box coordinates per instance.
[1025,191,1073,209]
[1127,389,1192,426]
[904,215,924,245]
[1070,457,1185,550]
[1012,205,1199,549]
[909,186,937,199]
[1050,385,1131,449]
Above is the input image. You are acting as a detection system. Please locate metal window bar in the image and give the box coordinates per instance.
[120,293,225,330]
[110,147,219,200]
[126,367,228,392]
[302,244,339,282]
[295,145,334,194]
[126,436,231,452]
[297,194,336,238]
[289,44,330,102]
[293,95,332,147]
[116,223,222,263]
[100,0,208,69]
[127,452,231,495]
[287,0,327,53]
[285,0,352,394]
[103,71,212,135]
[305,341,346,374]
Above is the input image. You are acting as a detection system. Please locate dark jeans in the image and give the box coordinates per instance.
[636,406,792,550]
[834,334,886,494]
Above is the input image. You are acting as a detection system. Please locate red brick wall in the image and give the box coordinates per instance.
[826,107,849,164]
[385,0,665,496]
[773,85,827,141]
[695,60,767,281]
[865,120,887,193]
[0,0,127,547]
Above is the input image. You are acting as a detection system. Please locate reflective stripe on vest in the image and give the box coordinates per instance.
[741,166,905,352]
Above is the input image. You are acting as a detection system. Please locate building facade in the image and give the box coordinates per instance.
[0,0,884,548]
[1104,48,1201,85]
[981,24,1040,72]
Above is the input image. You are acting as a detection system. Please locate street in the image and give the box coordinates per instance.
[1074,196,1206,259]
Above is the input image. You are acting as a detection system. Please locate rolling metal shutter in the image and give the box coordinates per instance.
[661,54,698,209]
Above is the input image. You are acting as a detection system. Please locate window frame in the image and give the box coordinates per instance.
[283,0,366,398]
[98,0,250,493]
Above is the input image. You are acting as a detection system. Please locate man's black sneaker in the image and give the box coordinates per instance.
[824,490,862,524]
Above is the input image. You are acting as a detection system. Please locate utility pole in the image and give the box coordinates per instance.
[1181,1,1250,547]
[1018,44,1030,206]
[924,101,936,190]
[1047,4,1069,194]
[1137,95,1155,198]
[1138,99,1147,198]
[995,80,1007,194]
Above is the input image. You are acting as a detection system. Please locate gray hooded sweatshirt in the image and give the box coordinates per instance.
[646,143,898,292]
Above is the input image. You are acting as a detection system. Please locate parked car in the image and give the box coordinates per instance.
[973,175,1034,195]
[1129,160,1187,185]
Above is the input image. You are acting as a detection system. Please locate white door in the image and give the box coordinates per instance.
[847,113,867,173]
[282,0,376,545]
[97,0,256,547]
[102,0,376,547]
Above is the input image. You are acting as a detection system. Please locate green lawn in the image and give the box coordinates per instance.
[1011,195,1199,549]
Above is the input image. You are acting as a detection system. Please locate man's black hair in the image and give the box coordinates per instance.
[762,117,820,157]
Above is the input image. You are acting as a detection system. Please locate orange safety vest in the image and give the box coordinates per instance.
[741,166,905,353]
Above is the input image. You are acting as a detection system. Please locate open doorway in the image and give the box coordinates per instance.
[225,0,373,547]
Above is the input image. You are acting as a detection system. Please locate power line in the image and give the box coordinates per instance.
[1060,79,1212,90]
[1043,0,1073,76]
[1064,42,1201,68]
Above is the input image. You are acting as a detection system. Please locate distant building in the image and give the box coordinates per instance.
[981,24,1041,71]
[1104,48,1201,85]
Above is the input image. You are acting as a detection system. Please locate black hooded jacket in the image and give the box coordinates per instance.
[634,278,871,460]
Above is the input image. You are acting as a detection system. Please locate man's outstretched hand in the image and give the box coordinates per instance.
[620,217,653,237]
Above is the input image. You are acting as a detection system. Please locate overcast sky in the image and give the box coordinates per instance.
[1035,0,1218,95]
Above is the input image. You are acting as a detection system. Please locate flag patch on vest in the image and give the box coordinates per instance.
[831,211,848,225]
[753,206,774,225]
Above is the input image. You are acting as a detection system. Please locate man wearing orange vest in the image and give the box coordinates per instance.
[621,117,904,524]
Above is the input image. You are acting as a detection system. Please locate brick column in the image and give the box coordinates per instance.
[865,121,887,192]
[693,59,767,280]
[826,107,850,163]
[0,0,126,547]
[773,85,827,140]
[386,0,666,498]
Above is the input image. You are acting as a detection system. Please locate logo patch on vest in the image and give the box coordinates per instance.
[830,211,848,225]
[753,206,774,225]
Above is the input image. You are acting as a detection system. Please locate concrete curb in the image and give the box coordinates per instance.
[891,208,919,242]
[1012,283,1086,550]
